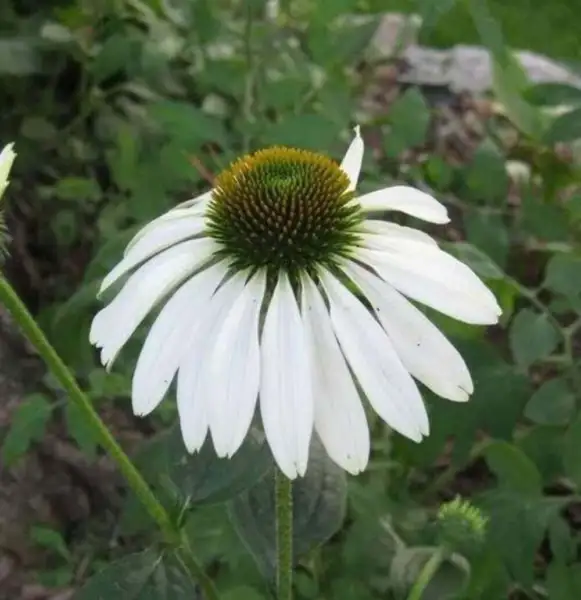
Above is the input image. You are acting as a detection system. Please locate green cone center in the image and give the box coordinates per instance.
[205,146,363,272]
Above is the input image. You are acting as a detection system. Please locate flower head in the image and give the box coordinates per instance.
[90,127,501,478]
[437,497,488,549]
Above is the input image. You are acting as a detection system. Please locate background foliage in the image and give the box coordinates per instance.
[2,0,581,598]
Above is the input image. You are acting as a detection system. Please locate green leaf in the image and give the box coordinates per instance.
[106,123,141,192]
[544,107,581,143]
[491,53,547,140]
[134,425,271,505]
[48,280,101,369]
[389,547,469,600]
[462,138,508,203]
[478,491,565,586]
[228,436,347,577]
[30,526,71,561]
[308,17,379,67]
[37,566,75,587]
[562,412,581,488]
[51,210,79,246]
[259,114,338,151]
[311,0,358,23]
[91,33,142,82]
[547,563,581,600]
[509,308,560,369]
[20,117,58,141]
[524,377,575,426]
[544,253,581,298]
[548,516,577,563]
[65,403,98,457]
[445,242,504,280]
[401,342,531,467]
[416,0,459,30]
[467,0,505,60]
[261,77,309,111]
[525,82,581,106]
[484,440,543,495]
[54,177,101,203]
[221,587,267,600]
[517,426,564,481]
[424,156,454,190]
[74,549,198,599]
[198,59,246,98]
[149,100,228,147]
[385,88,430,155]
[0,38,42,75]
[463,211,509,269]
[521,192,570,241]
[2,394,53,465]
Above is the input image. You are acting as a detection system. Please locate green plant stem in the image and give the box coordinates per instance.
[405,547,447,600]
[177,531,220,597]
[275,468,293,600]
[0,276,220,600]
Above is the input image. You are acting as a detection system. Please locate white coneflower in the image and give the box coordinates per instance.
[90,127,500,479]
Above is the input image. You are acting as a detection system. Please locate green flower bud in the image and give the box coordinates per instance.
[437,497,487,551]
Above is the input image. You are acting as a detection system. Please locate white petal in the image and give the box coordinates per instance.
[302,275,370,474]
[125,190,212,253]
[174,189,213,210]
[207,271,266,458]
[131,263,228,416]
[90,240,210,367]
[357,185,450,223]
[176,273,248,453]
[319,271,428,442]
[340,125,364,192]
[260,273,314,479]
[344,261,473,402]
[0,142,16,196]
[362,220,437,247]
[100,221,211,294]
[357,242,501,325]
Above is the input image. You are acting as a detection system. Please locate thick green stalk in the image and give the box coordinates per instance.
[0,276,219,600]
[405,547,446,600]
[275,469,293,600]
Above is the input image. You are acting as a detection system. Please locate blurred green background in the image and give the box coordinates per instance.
[364,0,581,58]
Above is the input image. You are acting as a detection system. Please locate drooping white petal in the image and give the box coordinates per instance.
[340,125,364,192]
[362,220,437,247]
[176,272,249,453]
[90,240,211,367]
[357,242,501,325]
[100,221,212,295]
[207,271,266,458]
[174,189,213,211]
[131,262,229,416]
[0,142,16,197]
[260,272,314,479]
[357,185,450,223]
[125,190,212,253]
[319,270,429,442]
[302,275,370,474]
[344,261,473,402]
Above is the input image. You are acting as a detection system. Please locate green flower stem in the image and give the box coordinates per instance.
[0,276,220,600]
[405,547,447,600]
[275,468,293,600]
